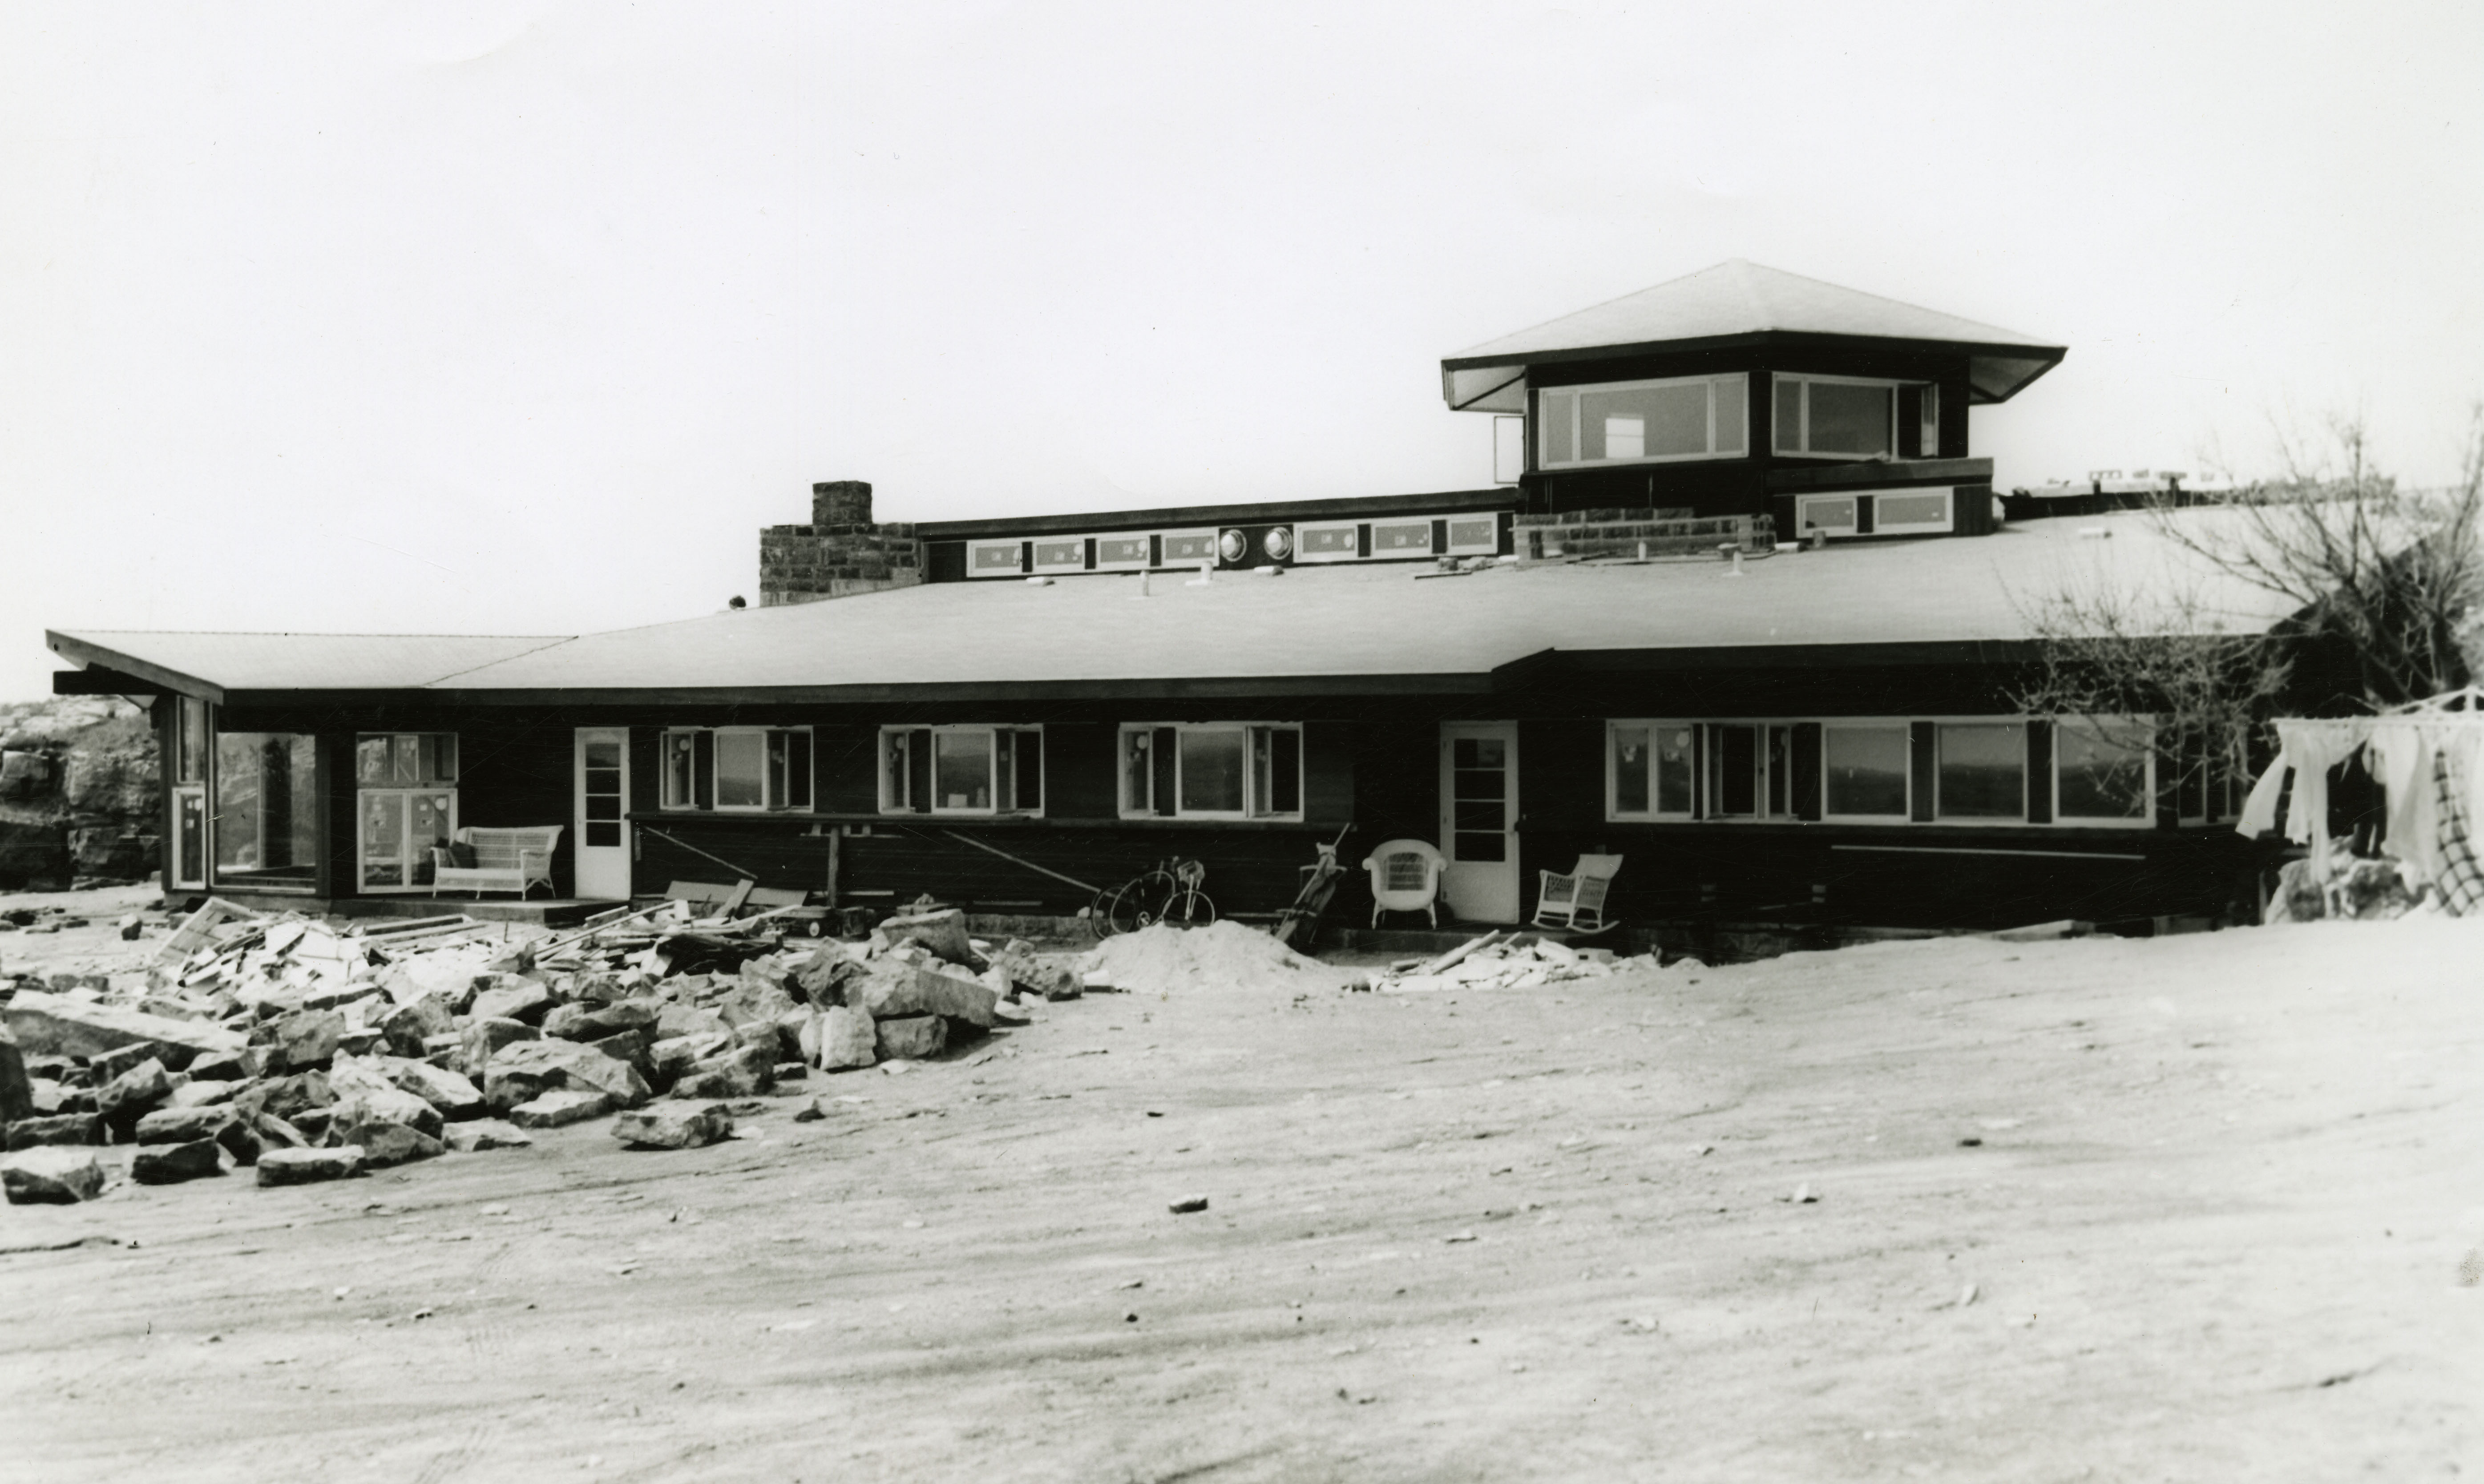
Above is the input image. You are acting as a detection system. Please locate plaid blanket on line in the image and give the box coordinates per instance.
[2432,749,2484,917]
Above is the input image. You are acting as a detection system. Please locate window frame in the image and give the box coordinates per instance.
[2052,715,2158,828]
[876,724,1047,817]
[1932,719,2030,824]
[1771,373,1905,461]
[1604,720,1696,822]
[1537,373,1749,471]
[1819,718,1914,823]
[1119,722,1305,821]
[2173,721,2247,827]
[659,726,815,813]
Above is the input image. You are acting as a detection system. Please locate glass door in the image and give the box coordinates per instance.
[1439,721,1521,923]
[356,733,459,893]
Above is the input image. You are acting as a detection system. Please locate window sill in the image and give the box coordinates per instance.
[628,811,1331,832]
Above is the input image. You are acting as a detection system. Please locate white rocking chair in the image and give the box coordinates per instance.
[1533,854,1623,933]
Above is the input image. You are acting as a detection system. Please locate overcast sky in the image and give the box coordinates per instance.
[5,1,2481,699]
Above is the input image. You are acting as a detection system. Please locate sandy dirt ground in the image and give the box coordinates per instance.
[2,900,2479,1482]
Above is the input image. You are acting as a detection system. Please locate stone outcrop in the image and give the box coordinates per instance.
[0,698,161,889]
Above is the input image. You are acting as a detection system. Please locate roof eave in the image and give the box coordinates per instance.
[46,631,226,705]
[1440,330,2069,405]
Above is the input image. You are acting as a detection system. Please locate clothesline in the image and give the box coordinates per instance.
[2236,701,2484,912]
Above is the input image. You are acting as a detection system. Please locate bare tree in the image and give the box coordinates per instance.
[2010,409,2484,806]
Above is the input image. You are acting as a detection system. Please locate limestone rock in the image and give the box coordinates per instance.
[654,1004,731,1042]
[793,952,869,1008]
[3,989,242,1065]
[507,1089,613,1129]
[854,964,997,1027]
[269,1009,345,1073]
[3,1145,106,1203]
[4,1112,100,1149]
[877,908,981,968]
[442,1119,533,1152]
[670,1043,774,1100]
[165,1079,240,1110]
[0,1026,31,1124]
[469,978,554,1025]
[95,1057,173,1135]
[256,1146,365,1186]
[327,1086,446,1143]
[135,1105,237,1145]
[814,1005,876,1070]
[873,1014,946,1062]
[988,941,1080,1000]
[132,1138,225,1184]
[611,1101,733,1149]
[460,1017,540,1078]
[355,1122,445,1167]
[378,993,455,1057]
[382,1058,485,1120]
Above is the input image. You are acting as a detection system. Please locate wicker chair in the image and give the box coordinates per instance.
[1533,854,1624,933]
[1361,838,1446,927]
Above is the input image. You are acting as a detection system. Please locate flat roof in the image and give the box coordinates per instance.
[50,510,2297,704]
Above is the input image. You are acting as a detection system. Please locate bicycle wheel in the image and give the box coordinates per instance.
[1090,884,1123,936]
[1163,888,1216,927]
[1108,871,1176,935]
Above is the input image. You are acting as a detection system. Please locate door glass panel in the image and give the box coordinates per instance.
[175,790,206,885]
[1451,733,1508,861]
[409,792,452,883]
[362,791,406,889]
[1765,726,1792,817]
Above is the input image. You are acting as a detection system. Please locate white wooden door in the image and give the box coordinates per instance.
[1440,721,1520,923]
[574,729,631,899]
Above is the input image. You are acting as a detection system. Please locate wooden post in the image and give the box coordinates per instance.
[825,827,840,907]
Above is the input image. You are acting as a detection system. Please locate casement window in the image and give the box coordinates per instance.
[1935,722,2027,820]
[1608,722,1695,819]
[2055,718,2155,824]
[661,727,813,812]
[1822,723,1911,820]
[1704,722,1801,820]
[879,726,1045,815]
[1538,374,1748,469]
[1772,374,1900,460]
[1120,723,1302,820]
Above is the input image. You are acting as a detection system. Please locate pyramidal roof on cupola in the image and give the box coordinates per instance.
[1441,259,2066,411]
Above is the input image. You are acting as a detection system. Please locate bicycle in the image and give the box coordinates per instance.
[1094,856,1216,936]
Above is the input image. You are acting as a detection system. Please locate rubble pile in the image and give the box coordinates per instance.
[1075,920,1346,996]
[1366,930,1667,993]
[0,899,1086,1205]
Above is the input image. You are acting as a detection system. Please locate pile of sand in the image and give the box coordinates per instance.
[1077,921,1344,996]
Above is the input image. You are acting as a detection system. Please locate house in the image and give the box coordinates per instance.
[45,261,2289,941]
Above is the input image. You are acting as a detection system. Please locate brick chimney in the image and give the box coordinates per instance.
[759,480,925,606]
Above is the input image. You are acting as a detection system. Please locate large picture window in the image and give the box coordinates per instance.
[1539,375,1747,469]
[1936,722,2026,820]
[1822,724,1910,819]
[661,727,813,812]
[1121,723,1302,819]
[879,726,1045,815]
[213,732,319,891]
[2056,718,2154,823]
[1773,374,1899,459]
